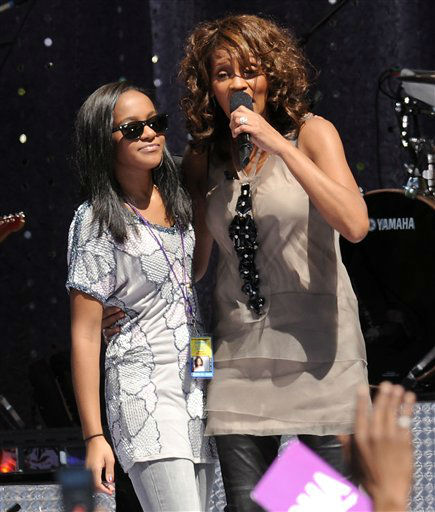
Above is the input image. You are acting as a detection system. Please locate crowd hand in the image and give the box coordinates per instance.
[102,306,124,343]
[230,105,289,156]
[346,381,416,512]
[85,436,116,495]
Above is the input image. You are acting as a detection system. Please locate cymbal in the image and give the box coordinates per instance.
[399,69,435,107]
[399,69,435,84]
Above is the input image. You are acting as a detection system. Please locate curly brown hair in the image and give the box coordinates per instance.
[179,14,311,151]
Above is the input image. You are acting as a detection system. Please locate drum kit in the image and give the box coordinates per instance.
[341,69,435,398]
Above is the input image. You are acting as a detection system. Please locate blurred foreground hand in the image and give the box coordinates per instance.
[341,381,416,512]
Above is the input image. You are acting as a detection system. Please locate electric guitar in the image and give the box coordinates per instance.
[0,212,25,244]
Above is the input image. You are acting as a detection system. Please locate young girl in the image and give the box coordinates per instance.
[67,81,216,511]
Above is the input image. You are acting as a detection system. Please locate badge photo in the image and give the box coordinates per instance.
[190,336,214,379]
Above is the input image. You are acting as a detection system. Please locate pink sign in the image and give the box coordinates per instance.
[251,439,373,512]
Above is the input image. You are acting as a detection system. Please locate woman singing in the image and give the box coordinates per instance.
[179,14,369,511]
[67,82,216,511]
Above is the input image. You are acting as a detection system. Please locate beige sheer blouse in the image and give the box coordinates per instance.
[204,139,368,436]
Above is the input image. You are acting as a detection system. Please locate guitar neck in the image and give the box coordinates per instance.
[0,212,26,244]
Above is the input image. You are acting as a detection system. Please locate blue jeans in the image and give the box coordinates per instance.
[128,458,215,511]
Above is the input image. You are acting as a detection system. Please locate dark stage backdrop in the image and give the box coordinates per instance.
[0,0,434,427]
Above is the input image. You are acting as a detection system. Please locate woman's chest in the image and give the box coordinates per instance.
[205,155,310,244]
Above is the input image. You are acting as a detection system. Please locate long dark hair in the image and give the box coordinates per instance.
[73,81,192,242]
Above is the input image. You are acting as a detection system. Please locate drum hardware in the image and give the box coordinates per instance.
[394,70,435,198]
[0,394,25,430]
[402,138,435,198]
[395,95,435,124]
[399,69,435,108]
[422,152,434,195]
[403,175,419,198]
[394,93,434,153]
[402,346,435,391]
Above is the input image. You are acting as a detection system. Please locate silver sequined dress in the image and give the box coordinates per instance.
[66,202,217,472]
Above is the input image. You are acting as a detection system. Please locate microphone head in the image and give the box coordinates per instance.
[230,91,253,113]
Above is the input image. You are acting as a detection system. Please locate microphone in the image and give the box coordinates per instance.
[230,91,253,168]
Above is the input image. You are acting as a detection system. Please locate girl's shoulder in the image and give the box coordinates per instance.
[72,200,93,221]
[70,201,95,234]
[68,201,112,248]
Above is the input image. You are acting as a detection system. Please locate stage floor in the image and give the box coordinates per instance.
[1,402,433,512]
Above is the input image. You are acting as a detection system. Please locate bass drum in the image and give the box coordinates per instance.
[340,189,435,391]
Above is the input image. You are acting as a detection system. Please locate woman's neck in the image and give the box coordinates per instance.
[243,146,267,176]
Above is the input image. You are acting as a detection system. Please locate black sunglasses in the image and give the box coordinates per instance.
[228,183,265,315]
[112,113,168,140]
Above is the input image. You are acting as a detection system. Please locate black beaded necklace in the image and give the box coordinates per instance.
[227,151,265,315]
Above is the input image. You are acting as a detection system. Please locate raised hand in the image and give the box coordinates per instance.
[351,382,416,511]
[230,105,289,156]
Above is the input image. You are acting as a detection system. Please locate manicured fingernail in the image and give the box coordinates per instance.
[107,475,113,482]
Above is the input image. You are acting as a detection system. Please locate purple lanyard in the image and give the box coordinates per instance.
[128,204,196,324]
